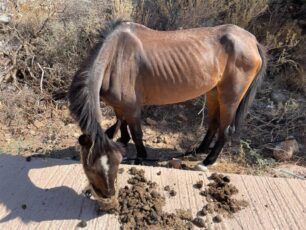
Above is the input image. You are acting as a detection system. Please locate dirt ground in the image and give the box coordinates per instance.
[0,93,305,179]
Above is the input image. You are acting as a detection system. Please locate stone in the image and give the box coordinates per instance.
[213,214,223,223]
[34,120,44,128]
[169,159,182,169]
[30,130,36,135]
[273,138,299,161]
[271,91,288,105]
[0,15,10,24]
[146,118,157,126]
[192,217,206,227]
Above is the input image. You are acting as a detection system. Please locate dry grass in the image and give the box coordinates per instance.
[133,0,268,29]
[0,0,115,97]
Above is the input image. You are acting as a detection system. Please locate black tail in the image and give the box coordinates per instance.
[234,43,267,135]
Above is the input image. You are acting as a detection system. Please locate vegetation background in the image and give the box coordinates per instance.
[0,0,305,175]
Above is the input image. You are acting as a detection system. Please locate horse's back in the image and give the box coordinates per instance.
[102,22,262,106]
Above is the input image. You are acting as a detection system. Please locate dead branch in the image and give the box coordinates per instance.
[37,63,45,93]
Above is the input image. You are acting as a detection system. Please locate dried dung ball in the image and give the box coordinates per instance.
[169,189,177,196]
[151,190,160,198]
[164,185,170,191]
[192,217,206,228]
[213,214,223,223]
[194,180,204,189]
[223,176,230,183]
[77,220,87,228]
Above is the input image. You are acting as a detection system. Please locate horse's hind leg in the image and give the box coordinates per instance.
[194,89,220,154]
[201,78,244,167]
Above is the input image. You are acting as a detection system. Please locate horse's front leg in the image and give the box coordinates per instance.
[105,119,121,139]
[117,120,131,147]
[126,110,147,165]
[105,119,131,147]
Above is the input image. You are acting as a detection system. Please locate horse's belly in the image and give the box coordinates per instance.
[141,78,215,105]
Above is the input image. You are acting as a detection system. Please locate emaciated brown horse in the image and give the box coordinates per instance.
[68,20,267,199]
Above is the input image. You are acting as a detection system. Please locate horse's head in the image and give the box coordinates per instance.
[78,134,123,199]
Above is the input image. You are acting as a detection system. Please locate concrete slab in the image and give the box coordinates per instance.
[0,154,305,229]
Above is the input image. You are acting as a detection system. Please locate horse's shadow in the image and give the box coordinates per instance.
[0,154,98,225]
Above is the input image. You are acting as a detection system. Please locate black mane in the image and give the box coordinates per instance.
[68,19,126,164]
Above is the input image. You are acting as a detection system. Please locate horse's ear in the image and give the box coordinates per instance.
[78,134,92,147]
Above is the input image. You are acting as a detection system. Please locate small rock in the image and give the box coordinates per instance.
[21,204,27,209]
[0,15,10,24]
[77,220,87,228]
[34,120,44,128]
[30,130,36,135]
[178,114,188,122]
[169,159,182,169]
[118,168,124,174]
[153,136,162,143]
[162,136,169,144]
[213,214,223,223]
[192,217,206,228]
[146,118,157,126]
[156,171,161,175]
[273,139,299,161]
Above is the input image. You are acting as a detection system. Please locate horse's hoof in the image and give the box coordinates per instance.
[82,186,92,198]
[203,157,218,167]
[134,158,143,165]
[194,163,209,172]
[117,138,129,147]
[121,158,135,165]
